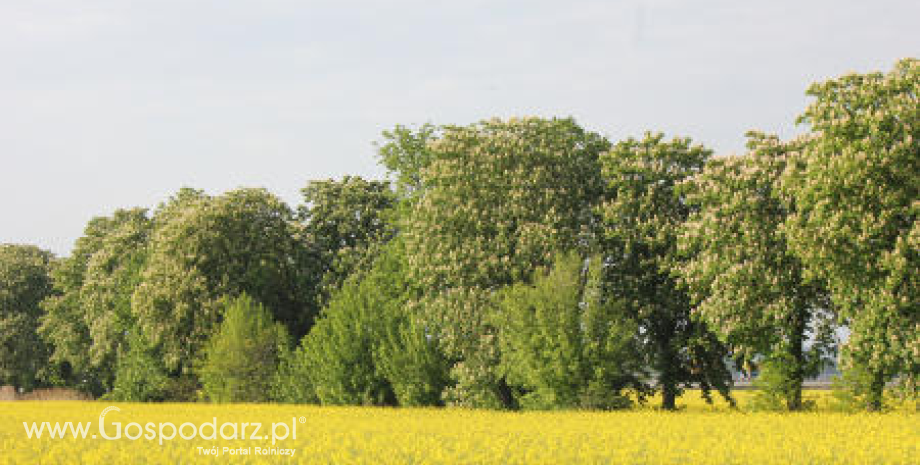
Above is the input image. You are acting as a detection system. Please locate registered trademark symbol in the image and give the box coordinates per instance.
[299,416,306,424]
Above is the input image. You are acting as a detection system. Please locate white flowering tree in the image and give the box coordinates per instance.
[0,244,55,391]
[403,117,609,407]
[39,208,151,394]
[781,58,919,409]
[133,188,315,374]
[678,133,834,410]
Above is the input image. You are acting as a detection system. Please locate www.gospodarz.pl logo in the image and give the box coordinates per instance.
[23,406,303,456]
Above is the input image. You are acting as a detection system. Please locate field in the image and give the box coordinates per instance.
[1,392,917,464]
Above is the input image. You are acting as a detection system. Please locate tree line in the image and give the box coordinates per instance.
[1,58,916,411]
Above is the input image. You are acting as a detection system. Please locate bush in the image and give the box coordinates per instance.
[493,252,645,410]
[284,244,447,406]
[106,332,170,402]
[271,345,318,404]
[749,355,815,411]
[198,295,289,403]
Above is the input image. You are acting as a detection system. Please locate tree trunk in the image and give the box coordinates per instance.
[786,309,807,411]
[661,383,677,410]
[866,370,886,412]
[657,332,680,411]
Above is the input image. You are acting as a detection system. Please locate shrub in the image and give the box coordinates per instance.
[198,294,289,403]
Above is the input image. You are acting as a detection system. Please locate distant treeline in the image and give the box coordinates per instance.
[1,58,916,412]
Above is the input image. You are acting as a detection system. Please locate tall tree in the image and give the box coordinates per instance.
[599,133,733,410]
[677,133,834,410]
[403,117,609,407]
[781,58,919,409]
[39,208,151,394]
[493,252,645,410]
[299,176,396,305]
[133,188,315,373]
[0,244,55,391]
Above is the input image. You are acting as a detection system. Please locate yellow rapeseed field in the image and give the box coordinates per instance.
[1,392,917,464]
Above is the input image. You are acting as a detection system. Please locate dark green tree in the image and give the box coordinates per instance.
[299,176,396,305]
[599,133,733,410]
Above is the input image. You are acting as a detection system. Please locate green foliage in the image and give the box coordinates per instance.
[106,332,170,402]
[0,244,55,391]
[133,188,315,372]
[828,364,887,412]
[403,116,609,407]
[599,132,733,409]
[300,176,396,305]
[749,355,816,411]
[198,294,289,403]
[376,123,441,199]
[271,345,319,404]
[294,244,446,406]
[372,245,449,407]
[297,276,396,406]
[781,58,919,409]
[494,252,644,410]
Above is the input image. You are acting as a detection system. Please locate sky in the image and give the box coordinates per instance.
[1,0,918,256]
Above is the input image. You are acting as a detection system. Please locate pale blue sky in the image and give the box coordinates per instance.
[1,0,918,255]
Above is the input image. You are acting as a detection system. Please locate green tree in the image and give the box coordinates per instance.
[198,294,289,403]
[133,188,315,373]
[677,133,835,410]
[295,243,446,406]
[376,123,441,199]
[781,58,919,409]
[599,133,733,410]
[493,252,645,410]
[0,244,55,391]
[299,176,396,305]
[403,117,609,407]
[107,331,170,402]
[39,208,151,394]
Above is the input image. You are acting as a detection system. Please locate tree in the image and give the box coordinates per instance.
[403,117,609,407]
[39,208,151,394]
[781,58,919,409]
[493,252,645,410]
[677,133,834,410]
[599,133,733,410]
[376,123,441,199]
[299,176,396,305]
[133,188,315,373]
[198,294,289,403]
[294,243,447,406]
[0,244,55,391]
